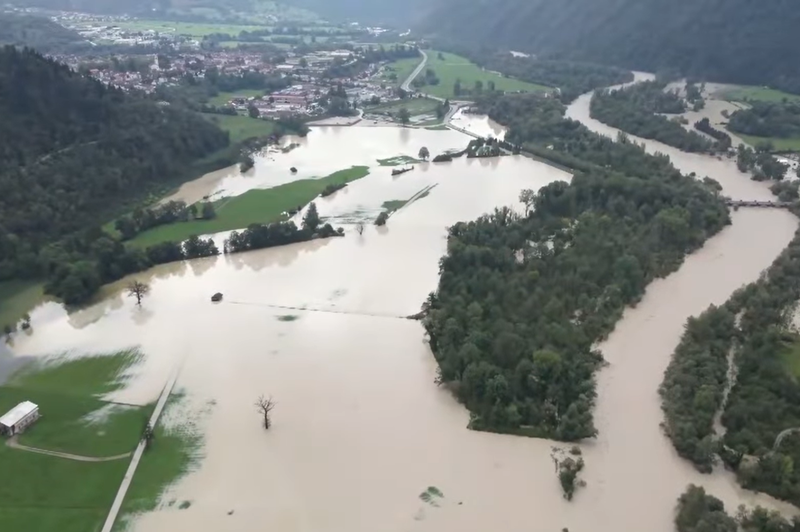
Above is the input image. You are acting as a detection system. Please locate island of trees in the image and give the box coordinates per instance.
[422,91,729,440]
[590,81,721,153]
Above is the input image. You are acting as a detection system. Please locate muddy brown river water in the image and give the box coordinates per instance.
[6,87,800,531]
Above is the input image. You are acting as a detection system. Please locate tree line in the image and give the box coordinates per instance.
[736,144,789,181]
[676,484,800,532]
[660,221,800,505]
[223,203,342,253]
[422,92,729,440]
[590,82,719,153]
[728,101,800,140]
[694,118,732,151]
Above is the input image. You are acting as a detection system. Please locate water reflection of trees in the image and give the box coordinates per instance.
[67,291,124,330]
[131,305,155,327]
[189,255,219,277]
[224,238,333,273]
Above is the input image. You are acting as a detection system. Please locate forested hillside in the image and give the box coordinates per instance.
[0,46,229,300]
[421,0,800,93]
[0,13,86,53]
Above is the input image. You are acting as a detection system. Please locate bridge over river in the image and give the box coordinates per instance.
[725,199,793,209]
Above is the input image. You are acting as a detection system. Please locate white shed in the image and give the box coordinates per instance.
[0,401,40,436]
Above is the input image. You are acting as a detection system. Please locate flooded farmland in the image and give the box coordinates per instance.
[5,96,800,532]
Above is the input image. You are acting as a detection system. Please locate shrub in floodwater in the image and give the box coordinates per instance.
[556,456,585,501]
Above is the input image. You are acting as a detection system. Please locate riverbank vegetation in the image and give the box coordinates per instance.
[590,82,718,153]
[0,351,151,532]
[660,305,736,471]
[127,166,368,248]
[223,201,342,254]
[694,118,732,151]
[660,227,800,505]
[727,101,800,152]
[676,485,800,532]
[736,145,788,181]
[424,91,729,439]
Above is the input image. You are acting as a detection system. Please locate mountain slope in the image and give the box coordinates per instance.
[0,46,229,280]
[0,13,86,53]
[422,0,800,91]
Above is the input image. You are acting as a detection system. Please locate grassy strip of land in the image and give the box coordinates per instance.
[718,85,800,104]
[0,280,45,333]
[736,133,800,152]
[113,394,203,528]
[419,51,549,100]
[366,97,440,116]
[382,184,437,215]
[377,155,420,166]
[0,350,150,532]
[377,56,423,85]
[128,166,370,248]
[208,90,265,107]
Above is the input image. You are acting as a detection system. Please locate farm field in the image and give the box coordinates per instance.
[417,51,549,100]
[718,85,800,104]
[127,166,370,248]
[0,351,151,532]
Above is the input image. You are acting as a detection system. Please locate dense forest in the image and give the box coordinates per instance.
[421,0,800,94]
[0,46,231,308]
[590,82,718,153]
[0,13,87,53]
[423,92,728,439]
[660,225,800,504]
[675,484,800,532]
[728,102,800,140]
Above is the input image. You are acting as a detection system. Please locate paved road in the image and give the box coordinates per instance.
[401,49,429,93]
[7,436,131,462]
[99,368,181,532]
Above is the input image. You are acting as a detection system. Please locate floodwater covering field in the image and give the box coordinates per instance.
[4,90,800,532]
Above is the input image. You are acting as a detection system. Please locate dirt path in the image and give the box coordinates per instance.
[6,436,132,462]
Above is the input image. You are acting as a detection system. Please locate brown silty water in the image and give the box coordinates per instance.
[6,98,799,532]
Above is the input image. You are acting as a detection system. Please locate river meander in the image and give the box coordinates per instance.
[5,89,800,531]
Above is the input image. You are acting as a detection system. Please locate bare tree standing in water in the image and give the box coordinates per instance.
[255,395,276,429]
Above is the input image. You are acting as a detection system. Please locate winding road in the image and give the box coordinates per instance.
[6,436,132,462]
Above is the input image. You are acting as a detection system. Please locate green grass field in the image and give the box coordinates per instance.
[719,85,800,104]
[377,56,423,85]
[202,114,278,144]
[418,51,549,100]
[114,20,267,37]
[377,155,420,166]
[115,397,201,522]
[0,351,151,532]
[127,166,370,248]
[367,97,440,117]
[208,90,264,107]
[0,280,45,333]
[736,133,800,152]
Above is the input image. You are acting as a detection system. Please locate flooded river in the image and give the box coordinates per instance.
[6,90,799,531]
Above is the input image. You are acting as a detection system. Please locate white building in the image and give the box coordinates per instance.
[0,401,40,436]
